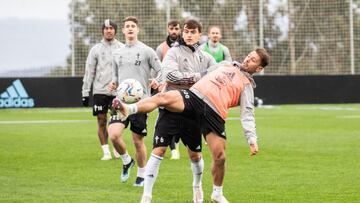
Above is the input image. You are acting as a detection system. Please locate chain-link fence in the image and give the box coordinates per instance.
[2,0,360,77]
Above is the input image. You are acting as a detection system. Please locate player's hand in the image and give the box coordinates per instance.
[112,97,121,109]
[82,96,89,107]
[249,142,258,156]
[157,83,167,93]
[108,81,117,92]
[149,79,159,89]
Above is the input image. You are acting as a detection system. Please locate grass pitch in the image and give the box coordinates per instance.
[0,104,359,202]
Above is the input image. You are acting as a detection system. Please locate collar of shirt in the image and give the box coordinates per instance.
[166,35,178,47]
[178,37,200,52]
[101,38,117,46]
[125,40,138,47]
[233,61,257,88]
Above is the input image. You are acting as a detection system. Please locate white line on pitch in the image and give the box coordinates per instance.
[0,120,93,124]
[337,115,360,118]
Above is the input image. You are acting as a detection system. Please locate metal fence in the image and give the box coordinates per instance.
[3,0,360,77]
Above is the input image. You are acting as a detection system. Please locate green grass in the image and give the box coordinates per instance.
[0,104,360,202]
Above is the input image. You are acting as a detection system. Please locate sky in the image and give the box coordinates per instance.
[0,0,71,74]
[0,0,71,20]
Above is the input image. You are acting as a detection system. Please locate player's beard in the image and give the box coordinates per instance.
[170,33,178,41]
[104,33,115,41]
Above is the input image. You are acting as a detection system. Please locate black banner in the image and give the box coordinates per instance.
[0,75,359,108]
[0,77,82,108]
[254,75,360,104]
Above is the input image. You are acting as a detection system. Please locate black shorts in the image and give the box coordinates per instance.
[109,109,148,136]
[180,89,226,140]
[153,108,202,152]
[92,94,115,116]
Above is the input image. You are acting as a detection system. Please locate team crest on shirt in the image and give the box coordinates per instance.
[215,75,227,86]
[199,54,203,62]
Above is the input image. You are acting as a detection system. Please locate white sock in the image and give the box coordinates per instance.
[120,151,132,165]
[101,144,110,155]
[127,104,138,115]
[191,157,204,187]
[137,167,145,178]
[212,184,223,197]
[143,153,163,198]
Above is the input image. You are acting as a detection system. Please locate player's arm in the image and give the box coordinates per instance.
[147,48,163,89]
[82,46,98,97]
[163,49,202,85]
[240,84,258,156]
[109,54,118,91]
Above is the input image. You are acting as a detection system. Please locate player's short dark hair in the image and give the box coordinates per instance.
[255,47,270,68]
[183,19,202,33]
[168,20,180,27]
[102,19,117,34]
[122,16,139,27]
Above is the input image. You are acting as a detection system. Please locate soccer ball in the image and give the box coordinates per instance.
[117,79,144,103]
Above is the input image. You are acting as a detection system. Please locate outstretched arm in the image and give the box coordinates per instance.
[82,47,98,97]
[240,84,259,156]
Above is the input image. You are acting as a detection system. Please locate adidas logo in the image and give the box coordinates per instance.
[0,79,35,108]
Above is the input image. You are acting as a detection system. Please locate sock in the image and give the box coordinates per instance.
[143,153,163,198]
[127,104,138,115]
[120,151,132,165]
[212,184,223,197]
[191,157,204,187]
[137,167,145,178]
[101,144,110,155]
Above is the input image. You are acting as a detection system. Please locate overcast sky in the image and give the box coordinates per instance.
[0,0,71,74]
[0,0,71,20]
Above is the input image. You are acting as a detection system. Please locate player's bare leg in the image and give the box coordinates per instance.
[206,132,229,203]
[132,132,147,186]
[97,113,111,160]
[113,90,184,120]
[108,123,135,183]
[108,123,127,155]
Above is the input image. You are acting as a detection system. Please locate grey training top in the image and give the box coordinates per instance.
[112,41,162,98]
[162,41,217,91]
[82,39,124,97]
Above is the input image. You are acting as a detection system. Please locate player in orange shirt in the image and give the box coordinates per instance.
[114,47,269,203]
